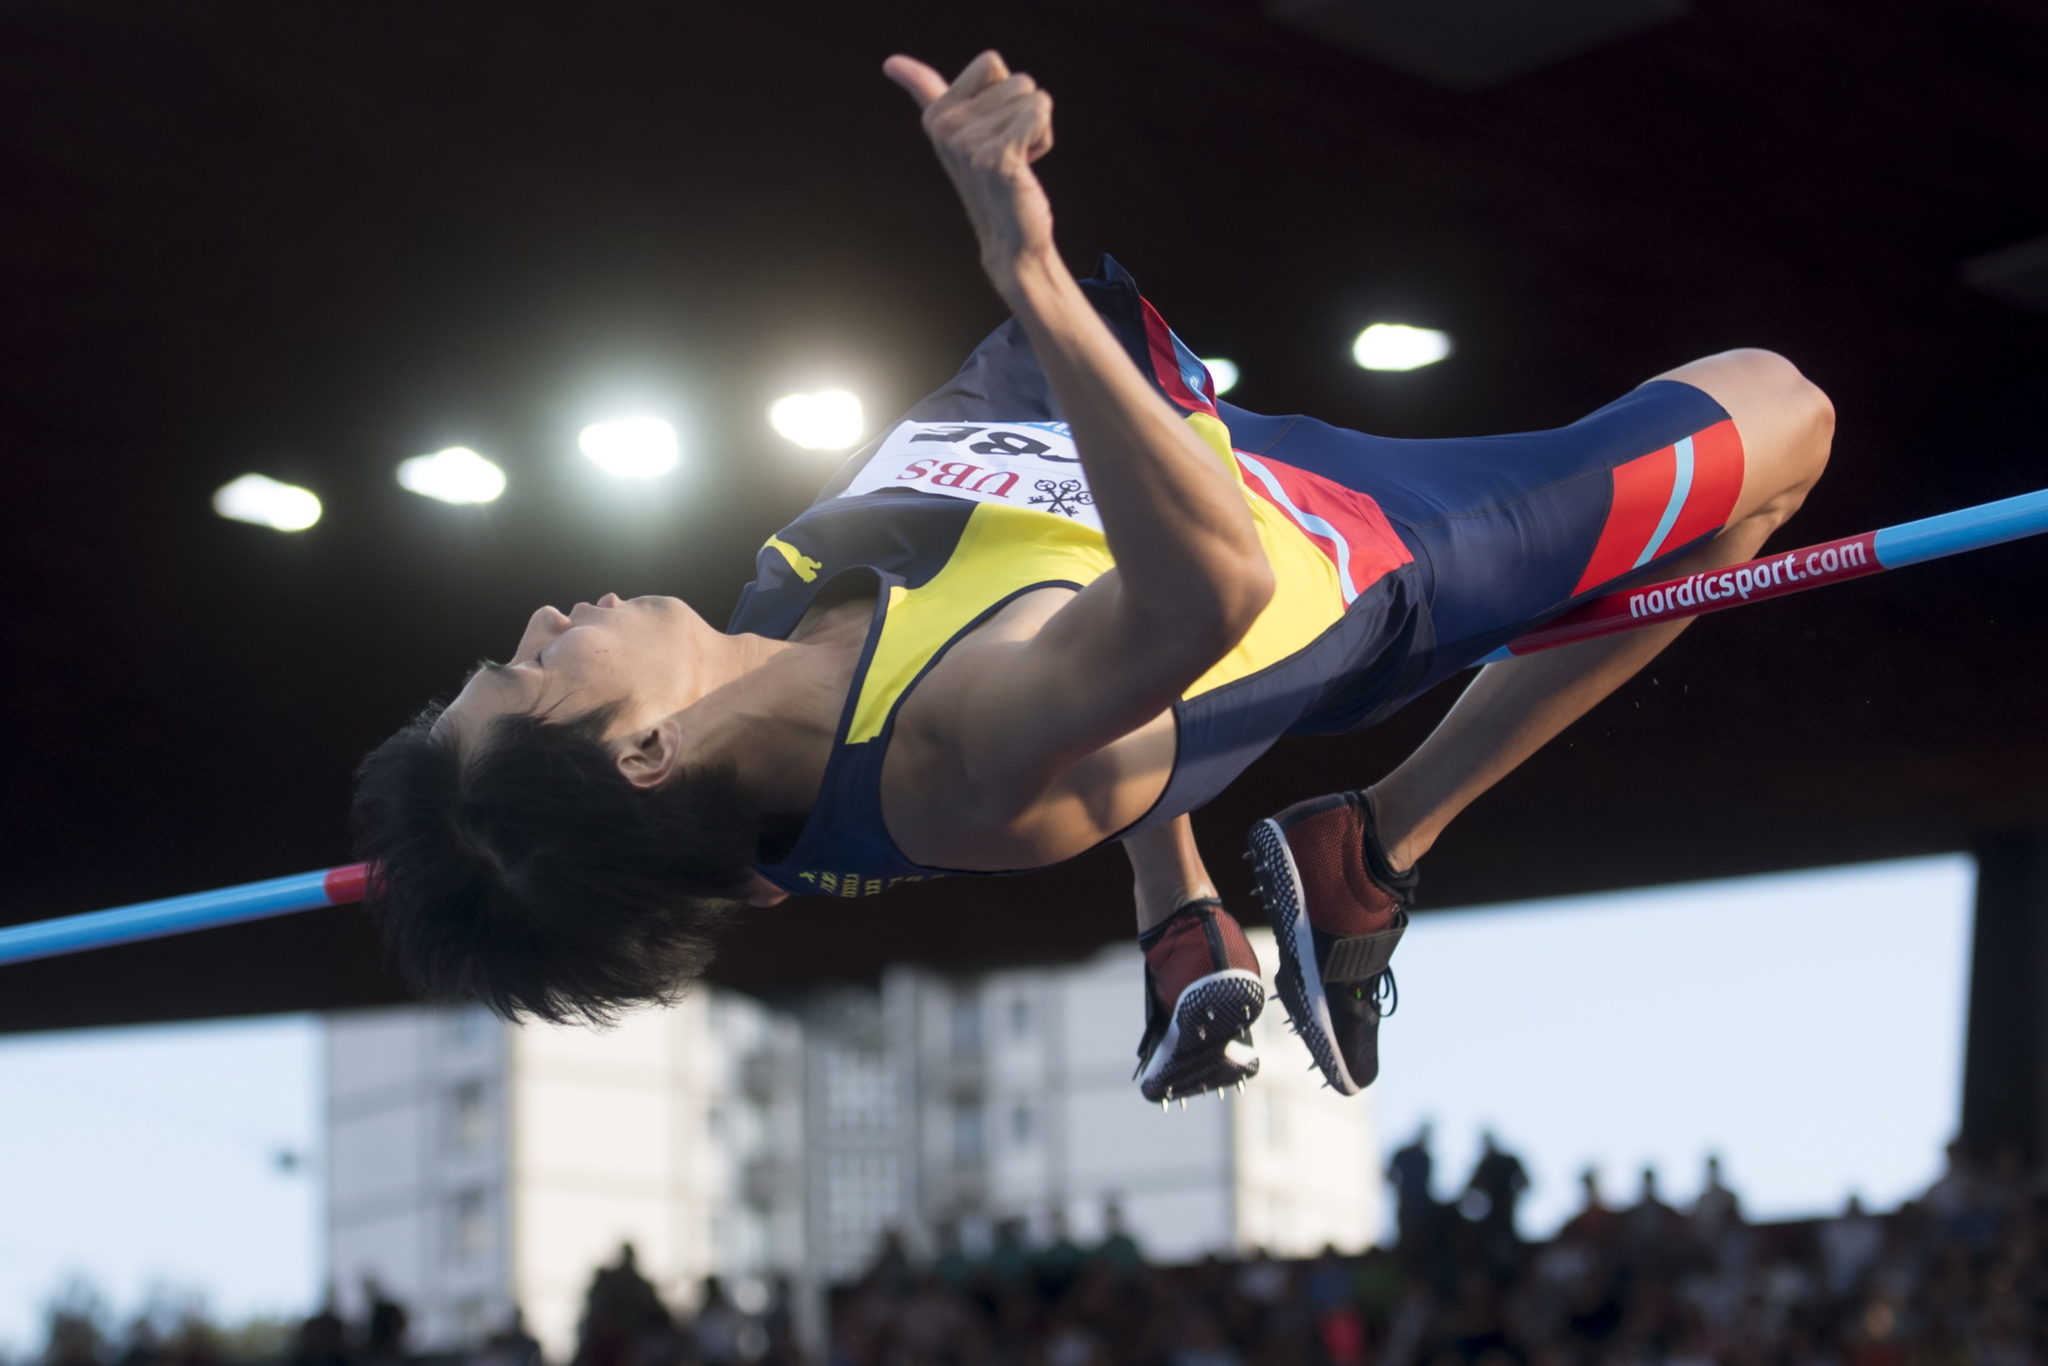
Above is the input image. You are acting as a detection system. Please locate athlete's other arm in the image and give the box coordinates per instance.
[883,52,1274,808]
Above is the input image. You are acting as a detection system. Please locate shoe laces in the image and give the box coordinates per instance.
[1353,968,1398,1018]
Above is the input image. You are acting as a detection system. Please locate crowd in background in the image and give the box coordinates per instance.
[21,1135,2048,1366]
[810,1135,2048,1365]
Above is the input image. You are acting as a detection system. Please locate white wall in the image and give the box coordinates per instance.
[507,992,805,1361]
[324,1005,512,1352]
[325,992,806,1363]
[1228,937,1383,1256]
[1052,932,1381,1259]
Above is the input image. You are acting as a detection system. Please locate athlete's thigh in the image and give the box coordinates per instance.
[1222,380,1742,676]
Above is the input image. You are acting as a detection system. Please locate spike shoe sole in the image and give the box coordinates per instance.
[1136,968,1264,1104]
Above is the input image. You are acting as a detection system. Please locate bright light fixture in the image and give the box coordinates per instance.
[212,473,322,532]
[1201,358,1240,396]
[768,390,865,451]
[578,417,679,478]
[396,446,506,505]
[1352,323,1454,372]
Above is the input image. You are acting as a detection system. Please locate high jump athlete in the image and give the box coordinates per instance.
[352,51,1833,1104]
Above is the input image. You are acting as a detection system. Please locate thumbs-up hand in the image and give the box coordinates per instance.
[883,50,1057,294]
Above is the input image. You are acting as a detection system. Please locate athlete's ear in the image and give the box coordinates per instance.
[615,716,687,791]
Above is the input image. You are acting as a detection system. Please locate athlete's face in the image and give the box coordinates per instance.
[433,593,794,908]
[435,593,707,749]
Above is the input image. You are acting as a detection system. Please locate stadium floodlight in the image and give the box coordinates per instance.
[578,417,679,478]
[1201,358,1240,396]
[212,473,323,532]
[768,389,865,451]
[396,447,506,505]
[1352,323,1454,372]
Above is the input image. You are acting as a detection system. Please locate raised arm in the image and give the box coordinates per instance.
[883,53,1274,793]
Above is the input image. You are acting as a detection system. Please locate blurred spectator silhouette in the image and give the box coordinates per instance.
[110,1319,161,1366]
[984,1217,1033,1292]
[574,1244,672,1366]
[44,1301,103,1366]
[358,1278,407,1366]
[291,1295,349,1366]
[1561,1166,1617,1252]
[1621,1166,1682,1262]
[1464,1130,1529,1276]
[1388,1122,1444,1280]
[929,1219,973,1293]
[758,1276,801,1366]
[691,1276,750,1366]
[475,1309,542,1366]
[1093,1196,1144,1281]
[1691,1153,1741,1237]
[1034,1211,1086,1304]
[860,1228,913,1300]
[1821,1193,1884,1300]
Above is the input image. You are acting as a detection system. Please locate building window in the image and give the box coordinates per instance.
[1008,996,1032,1038]
[443,1005,489,1048]
[953,1102,986,1161]
[1010,1104,1034,1146]
[951,995,984,1056]
[451,1189,489,1261]
[824,1057,892,1132]
[825,1153,902,1248]
[449,1081,489,1154]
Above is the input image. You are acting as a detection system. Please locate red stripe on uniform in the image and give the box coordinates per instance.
[1573,443,1678,597]
[1138,296,1215,415]
[1659,418,1745,555]
[1239,453,1414,596]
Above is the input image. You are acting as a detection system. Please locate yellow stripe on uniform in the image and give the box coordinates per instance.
[844,412,1352,745]
[848,505,1115,745]
[766,535,823,583]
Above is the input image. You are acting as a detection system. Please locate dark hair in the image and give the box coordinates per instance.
[350,701,773,1024]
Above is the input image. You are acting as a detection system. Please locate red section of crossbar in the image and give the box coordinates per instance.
[323,862,371,905]
[1501,531,1885,657]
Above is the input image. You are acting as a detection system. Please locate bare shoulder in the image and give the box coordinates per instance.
[880,587,1176,872]
[884,586,1072,819]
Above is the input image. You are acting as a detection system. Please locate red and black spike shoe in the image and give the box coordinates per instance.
[1134,898,1265,1105]
[1246,791,1416,1096]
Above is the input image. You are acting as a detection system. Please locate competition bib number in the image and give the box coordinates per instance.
[838,420,1103,530]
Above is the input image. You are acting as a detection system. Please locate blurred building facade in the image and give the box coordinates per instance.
[801,931,1382,1283]
[321,931,1380,1356]
[322,991,806,1358]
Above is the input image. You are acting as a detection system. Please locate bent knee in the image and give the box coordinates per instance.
[1658,347,1833,509]
[1732,348,1833,438]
